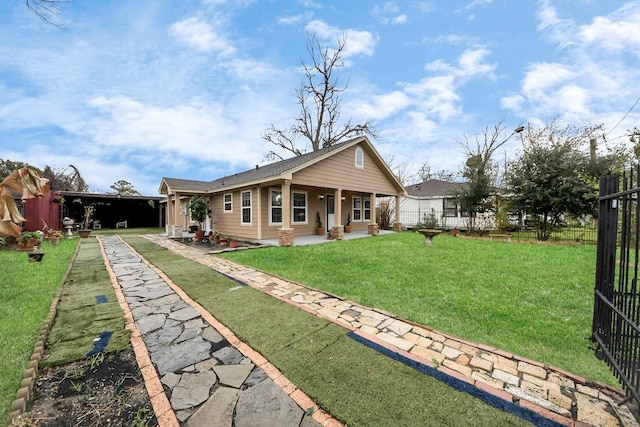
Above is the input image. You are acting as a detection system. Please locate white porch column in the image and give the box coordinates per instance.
[169,192,184,238]
[335,189,342,226]
[393,194,403,231]
[368,192,379,235]
[278,180,294,246]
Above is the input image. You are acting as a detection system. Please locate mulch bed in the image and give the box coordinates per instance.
[15,349,157,427]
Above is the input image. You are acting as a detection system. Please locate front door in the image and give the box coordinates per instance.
[326,195,335,229]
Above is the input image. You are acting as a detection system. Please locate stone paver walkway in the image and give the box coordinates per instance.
[142,234,639,427]
[99,235,338,426]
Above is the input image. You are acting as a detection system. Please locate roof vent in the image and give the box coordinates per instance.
[255,165,259,170]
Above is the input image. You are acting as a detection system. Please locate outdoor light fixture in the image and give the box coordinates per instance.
[318,195,324,199]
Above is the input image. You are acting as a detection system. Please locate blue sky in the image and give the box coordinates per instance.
[1,0,639,195]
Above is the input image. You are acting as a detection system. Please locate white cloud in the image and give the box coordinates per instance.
[278,12,314,25]
[372,2,408,25]
[304,20,377,59]
[579,4,640,56]
[169,16,236,56]
[503,1,640,132]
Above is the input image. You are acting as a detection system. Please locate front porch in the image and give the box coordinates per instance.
[259,228,395,247]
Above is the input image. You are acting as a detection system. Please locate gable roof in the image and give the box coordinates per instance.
[404,179,467,198]
[159,136,404,195]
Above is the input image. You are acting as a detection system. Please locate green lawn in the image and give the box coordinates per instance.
[218,231,618,386]
[124,235,533,426]
[0,230,620,425]
[0,238,78,422]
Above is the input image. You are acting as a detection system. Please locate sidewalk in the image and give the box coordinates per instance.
[137,233,638,427]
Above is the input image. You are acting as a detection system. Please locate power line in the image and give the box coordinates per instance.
[606,94,640,137]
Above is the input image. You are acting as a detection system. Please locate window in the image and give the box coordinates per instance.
[292,191,307,223]
[241,191,251,224]
[355,147,364,168]
[364,197,371,221]
[353,197,362,221]
[443,199,458,217]
[270,189,282,224]
[223,193,232,212]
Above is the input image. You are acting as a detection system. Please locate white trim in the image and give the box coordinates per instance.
[269,187,283,226]
[355,147,364,169]
[292,190,308,225]
[241,190,252,225]
[364,197,371,221]
[223,193,233,213]
[353,196,363,222]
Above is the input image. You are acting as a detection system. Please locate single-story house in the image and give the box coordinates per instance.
[383,179,501,231]
[159,136,405,246]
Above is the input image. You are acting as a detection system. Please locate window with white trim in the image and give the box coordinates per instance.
[443,198,458,217]
[223,193,232,212]
[270,189,282,225]
[241,190,252,224]
[292,191,307,224]
[355,147,364,168]
[353,197,362,221]
[364,197,371,221]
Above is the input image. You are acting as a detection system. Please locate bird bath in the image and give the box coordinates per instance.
[418,229,442,246]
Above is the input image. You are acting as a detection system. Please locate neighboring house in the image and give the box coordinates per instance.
[382,179,497,231]
[159,136,405,246]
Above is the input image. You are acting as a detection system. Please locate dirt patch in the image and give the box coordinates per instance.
[15,349,157,427]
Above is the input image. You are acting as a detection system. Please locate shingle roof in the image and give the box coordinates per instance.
[161,136,370,194]
[404,179,467,198]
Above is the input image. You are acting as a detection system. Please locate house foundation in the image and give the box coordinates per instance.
[330,225,344,240]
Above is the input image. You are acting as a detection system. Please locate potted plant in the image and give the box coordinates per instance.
[17,231,40,251]
[78,205,94,238]
[344,213,352,233]
[52,192,65,205]
[208,230,221,244]
[187,195,210,240]
[316,211,325,236]
[48,230,63,245]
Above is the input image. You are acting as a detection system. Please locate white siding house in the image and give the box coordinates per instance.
[382,180,496,231]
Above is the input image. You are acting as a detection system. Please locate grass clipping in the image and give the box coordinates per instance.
[41,239,130,367]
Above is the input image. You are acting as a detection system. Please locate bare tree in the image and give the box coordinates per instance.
[26,0,72,26]
[456,120,523,233]
[416,161,457,183]
[384,155,414,186]
[263,32,377,160]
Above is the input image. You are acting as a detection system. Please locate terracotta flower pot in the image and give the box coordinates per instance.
[78,230,92,238]
[229,240,238,248]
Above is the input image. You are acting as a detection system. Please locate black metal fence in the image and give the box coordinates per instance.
[399,208,598,244]
[592,172,640,407]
